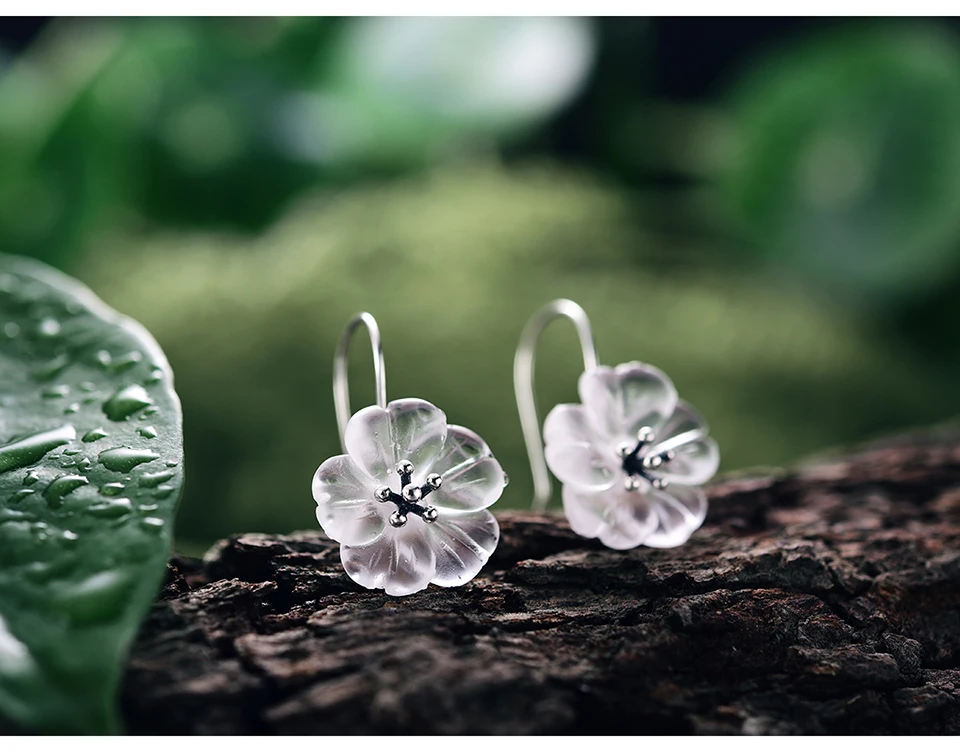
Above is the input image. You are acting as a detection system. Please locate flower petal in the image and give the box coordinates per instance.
[643,484,707,549]
[545,442,617,492]
[428,510,499,587]
[654,400,708,446]
[312,455,386,546]
[344,404,393,483]
[543,403,596,447]
[562,485,657,550]
[658,436,720,486]
[340,521,437,596]
[344,398,447,484]
[560,485,610,538]
[578,362,678,442]
[426,426,505,512]
[388,398,448,473]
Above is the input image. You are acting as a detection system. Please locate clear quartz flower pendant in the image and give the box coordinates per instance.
[313,314,506,596]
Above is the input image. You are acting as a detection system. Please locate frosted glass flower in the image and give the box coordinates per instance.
[544,362,719,550]
[313,398,505,596]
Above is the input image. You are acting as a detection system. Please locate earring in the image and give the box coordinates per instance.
[312,312,505,596]
[514,299,719,550]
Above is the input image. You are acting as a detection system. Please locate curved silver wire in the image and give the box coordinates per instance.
[333,312,387,452]
[514,299,600,512]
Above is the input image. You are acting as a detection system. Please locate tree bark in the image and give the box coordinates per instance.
[122,432,960,734]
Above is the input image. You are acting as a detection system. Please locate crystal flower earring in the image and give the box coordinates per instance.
[514,299,719,550]
[312,312,506,596]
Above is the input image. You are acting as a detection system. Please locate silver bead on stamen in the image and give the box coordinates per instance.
[374,486,392,502]
[425,473,443,490]
[402,485,423,502]
[617,442,634,458]
[389,511,407,527]
[396,460,414,476]
[644,454,664,469]
[624,476,641,492]
[422,506,439,523]
[652,478,669,490]
[636,426,656,444]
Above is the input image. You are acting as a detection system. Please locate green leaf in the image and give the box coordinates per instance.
[722,25,960,302]
[311,17,596,170]
[0,254,183,733]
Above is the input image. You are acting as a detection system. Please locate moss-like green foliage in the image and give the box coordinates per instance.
[81,163,943,543]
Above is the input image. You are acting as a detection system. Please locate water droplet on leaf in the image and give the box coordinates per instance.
[82,428,108,443]
[99,482,125,497]
[0,425,77,473]
[153,484,176,500]
[98,447,159,472]
[86,498,133,519]
[102,385,153,421]
[43,475,89,506]
[107,351,142,373]
[37,318,60,337]
[139,470,174,488]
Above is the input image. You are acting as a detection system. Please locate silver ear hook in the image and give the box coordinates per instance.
[333,312,387,452]
[514,299,599,512]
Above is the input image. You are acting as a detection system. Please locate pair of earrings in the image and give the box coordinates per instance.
[312,300,720,596]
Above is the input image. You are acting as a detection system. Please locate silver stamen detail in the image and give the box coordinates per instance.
[636,426,656,444]
[402,485,423,502]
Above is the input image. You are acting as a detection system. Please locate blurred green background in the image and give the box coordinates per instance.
[4,17,960,551]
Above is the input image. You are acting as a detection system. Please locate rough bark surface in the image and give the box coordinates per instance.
[122,433,960,734]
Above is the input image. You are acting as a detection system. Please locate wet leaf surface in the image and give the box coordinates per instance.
[0,254,183,733]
